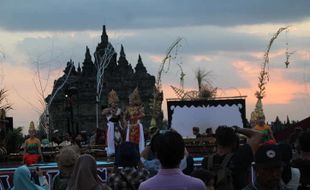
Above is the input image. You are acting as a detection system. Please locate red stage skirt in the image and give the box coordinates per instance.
[23,153,40,165]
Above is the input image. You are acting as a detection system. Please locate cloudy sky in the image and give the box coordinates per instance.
[1,0,310,129]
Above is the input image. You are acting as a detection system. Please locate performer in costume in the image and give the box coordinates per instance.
[250,98,276,145]
[254,114,276,145]
[125,88,145,153]
[23,121,44,165]
[103,90,124,156]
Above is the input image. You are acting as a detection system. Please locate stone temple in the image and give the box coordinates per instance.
[45,25,162,136]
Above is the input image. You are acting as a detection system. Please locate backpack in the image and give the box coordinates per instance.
[207,153,234,190]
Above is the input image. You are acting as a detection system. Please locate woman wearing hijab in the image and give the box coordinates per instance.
[10,165,46,190]
[67,154,111,190]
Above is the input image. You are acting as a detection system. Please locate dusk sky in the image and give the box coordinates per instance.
[0,0,310,130]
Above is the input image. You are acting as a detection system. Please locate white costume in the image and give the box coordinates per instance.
[106,108,122,156]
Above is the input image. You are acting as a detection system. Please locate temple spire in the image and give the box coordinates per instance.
[138,54,142,64]
[118,44,133,74]
[64,59,76,75]
[84,46,92,62]
[101,25,108,44]
[82,46,95,75]
[77,62,81,73]
[120,44,126,58]
[135,54,147,74]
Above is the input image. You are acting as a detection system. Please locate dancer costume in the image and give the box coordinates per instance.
[105,90,123,156]
[125,88,145,153]
[23,121,42,165]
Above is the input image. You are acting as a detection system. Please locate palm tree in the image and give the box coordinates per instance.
[0,89,12,111]
[195,68,211,92]
[195,68,217,99]
[199,84,217,99]
[6,127,24,153]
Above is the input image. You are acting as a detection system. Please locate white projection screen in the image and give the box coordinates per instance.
[167,98,246,137]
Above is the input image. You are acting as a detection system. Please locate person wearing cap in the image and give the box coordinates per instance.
[242,144,289,190]
[23,121,44,165]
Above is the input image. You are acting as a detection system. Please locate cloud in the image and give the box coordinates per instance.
[264,97,310,122]
[193,55,213,62]
[6,24,310,91]
[1,2,310,127]
[14,25,310,94]
[1,0,310,32]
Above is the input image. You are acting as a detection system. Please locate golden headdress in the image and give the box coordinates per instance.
[29,121,36,131]
[250,111,257,124]
[108,90,119,105]
[129,87,142,106]
[250,98,265,125]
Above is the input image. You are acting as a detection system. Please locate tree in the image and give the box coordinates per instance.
[26,56,75,138]
[286,115,291,125]
[195,68,217,99]
[195,68,211,92]
[0,89,12,111]
[0,50,5,85]
[0,50,11,110]
[150,38,182,129]
[42,62,74,137]
[94,42,115,128]
[199,84,217,99]
[5,127,24,153]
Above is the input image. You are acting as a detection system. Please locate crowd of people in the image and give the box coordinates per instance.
[9,123,310,190]
[7,89,310,190]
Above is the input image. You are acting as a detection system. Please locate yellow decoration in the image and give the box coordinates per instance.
[29,121,36,131]
[108,90,119,105]
[250,98,265,126]
[250,111,257,123]
[129,88,142,106]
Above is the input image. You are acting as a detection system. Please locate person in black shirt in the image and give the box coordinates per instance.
[202,126,264,190]
[242,144,289,190]
[201,126,239,190]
